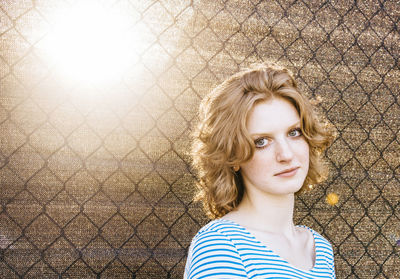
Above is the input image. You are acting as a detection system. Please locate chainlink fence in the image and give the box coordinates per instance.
[0,0,399,278]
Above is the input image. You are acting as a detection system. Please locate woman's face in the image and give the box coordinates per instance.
[239,97,309,197]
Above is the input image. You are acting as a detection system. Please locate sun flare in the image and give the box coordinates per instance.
[44,1,141,85]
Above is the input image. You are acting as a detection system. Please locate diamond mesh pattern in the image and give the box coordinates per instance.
[0,0,399,278]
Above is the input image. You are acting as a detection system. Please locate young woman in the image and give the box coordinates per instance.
[184,63,336,278]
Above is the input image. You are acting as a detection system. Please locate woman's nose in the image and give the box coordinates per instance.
[275,139,294,162]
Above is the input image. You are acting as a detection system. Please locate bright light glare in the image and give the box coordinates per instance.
[44,1,139,85]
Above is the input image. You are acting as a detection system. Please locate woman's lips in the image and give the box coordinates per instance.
[274,167,300,177]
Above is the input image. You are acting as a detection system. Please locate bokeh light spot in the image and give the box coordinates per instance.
[326,192,339,206]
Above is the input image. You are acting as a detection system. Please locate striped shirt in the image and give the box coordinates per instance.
[184,219,336,278]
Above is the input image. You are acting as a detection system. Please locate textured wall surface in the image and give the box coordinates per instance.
[0,0,399,278]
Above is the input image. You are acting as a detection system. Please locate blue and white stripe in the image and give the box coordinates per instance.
[184,219,336,278]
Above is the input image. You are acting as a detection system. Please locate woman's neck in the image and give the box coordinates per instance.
[225,192,296,238]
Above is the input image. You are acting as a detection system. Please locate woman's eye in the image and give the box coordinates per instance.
[288,128,302,137]
[254,138,269,148]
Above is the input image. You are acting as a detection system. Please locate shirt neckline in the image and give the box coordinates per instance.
[217,218,318,273]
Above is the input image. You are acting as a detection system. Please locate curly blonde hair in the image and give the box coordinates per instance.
[191,62,334,219]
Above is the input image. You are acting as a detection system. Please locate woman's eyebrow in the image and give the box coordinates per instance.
[250,121,301,138]
[288,121,301,129]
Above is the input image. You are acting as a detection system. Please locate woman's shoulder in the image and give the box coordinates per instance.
[185,219,248,278]
[192,218,247,242]
[189,218,257,253]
